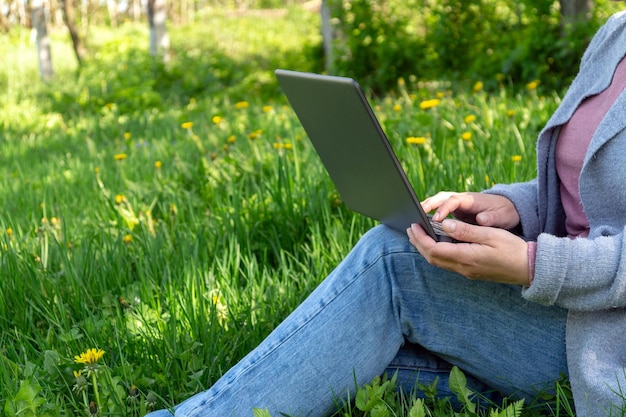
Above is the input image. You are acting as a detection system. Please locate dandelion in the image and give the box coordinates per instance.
[473,81,484,92]
[393,104,401,112]
[526,80,540,90]
[124,132,131,140]
[464,114,476,124]
[123,234,132,244]
[154,160,162,169]
[75,348,105,414]
[227,135,236,144]
[181,121,194,129]
[512,155,523,163]
[507,109,516,117]
[436,92,445,99]
[235,101,249,109]
[461,131,472,141]
[115,194,125,204]
[262,105,273,113]
[74,348,105,365]
[212,116,222,124]
[94,167,100,174]
[114,153,128,161]
[6,228,12,237]
[419,99,441,110]
[248,129,262,140]
[397,77,406,87]
[406,136,427,145]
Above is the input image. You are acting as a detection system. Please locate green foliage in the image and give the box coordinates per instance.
[327,0,624,93]
[0,7,583,417]
[4,380,48,417]
[327,0,423,93]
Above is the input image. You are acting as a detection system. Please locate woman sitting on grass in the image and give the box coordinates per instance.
[148,4,626,417]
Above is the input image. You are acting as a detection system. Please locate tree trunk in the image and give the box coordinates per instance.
[31,0,54,80]
[131,0,141,21]
[107,0,117,26]
[321,0,334,73]
[61,0,87,66]
[147,0,170,62]
[559,0,593,22]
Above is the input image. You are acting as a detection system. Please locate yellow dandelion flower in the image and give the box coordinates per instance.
[248,130,262,140]
[122,234,132,244]
[50,217,60,226]
[74,348,105,365]
[419,99,441,110]
[464,114,476,124]
[406,136,427,145]
[115,194,125,204]
[436,92,445,99]
[393,104,402,112]
[397,77,406,87]
[6,228,12,237]
[73,370,82,378]
[181,121,194,129]
[154,160,162,169]
[124,132,131,140]
[263,105,273,113]
[94,167,100,174]
[512,155,523,163]
[507,109,516,117]
[284,143,293,150]
[227,135,236,144]
[473,81,484,92]
[526,80,540,90]
[461,131,472,141]
[212,116,222,124]
[114,153,128,161]
[235,101,249,110]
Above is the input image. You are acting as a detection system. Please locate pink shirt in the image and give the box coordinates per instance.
[528,56,626,282]
[556,55,626,237]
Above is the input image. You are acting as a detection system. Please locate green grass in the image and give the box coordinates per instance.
[0,6,572,417]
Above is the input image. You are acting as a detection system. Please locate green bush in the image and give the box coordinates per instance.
[327,0,622,93]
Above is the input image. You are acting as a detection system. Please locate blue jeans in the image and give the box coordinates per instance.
[146,225,568,417]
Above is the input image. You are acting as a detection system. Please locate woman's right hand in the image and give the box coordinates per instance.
[421,192,521,230]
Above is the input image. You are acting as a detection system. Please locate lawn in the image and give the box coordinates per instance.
[0,5,569,417]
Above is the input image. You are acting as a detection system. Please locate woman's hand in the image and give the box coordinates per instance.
[407,220,530,286]
[421,192,520,230]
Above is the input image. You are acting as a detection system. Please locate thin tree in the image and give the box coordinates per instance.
[30,0,54,80]
[559,0,593,22]
[60,0,87,66]
[147,0,170,62]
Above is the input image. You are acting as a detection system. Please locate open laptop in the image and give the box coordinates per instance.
[275,69,452,242]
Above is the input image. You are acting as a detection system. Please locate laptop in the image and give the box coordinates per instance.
[275,69,452,242]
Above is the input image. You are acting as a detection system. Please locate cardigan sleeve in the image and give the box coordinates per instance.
[521,229,626,311]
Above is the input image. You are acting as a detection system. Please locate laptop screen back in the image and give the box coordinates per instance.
[275,69,435,237]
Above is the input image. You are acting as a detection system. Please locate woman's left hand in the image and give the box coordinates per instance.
[407,220,530,286]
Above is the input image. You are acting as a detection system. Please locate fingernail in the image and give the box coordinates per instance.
[432,212,441,222]
[442,219,456,232]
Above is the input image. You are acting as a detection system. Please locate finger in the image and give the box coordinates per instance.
[432,194,476,221]
[441,219,491,244]
[420,191,457,214]
[407,222,436,251]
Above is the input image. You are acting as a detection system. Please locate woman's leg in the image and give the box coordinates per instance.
[146,225,568,417]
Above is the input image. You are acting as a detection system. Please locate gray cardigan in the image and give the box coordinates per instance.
[487,10,626,416]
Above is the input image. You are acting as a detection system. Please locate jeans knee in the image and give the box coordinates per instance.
[360,225,409,251]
